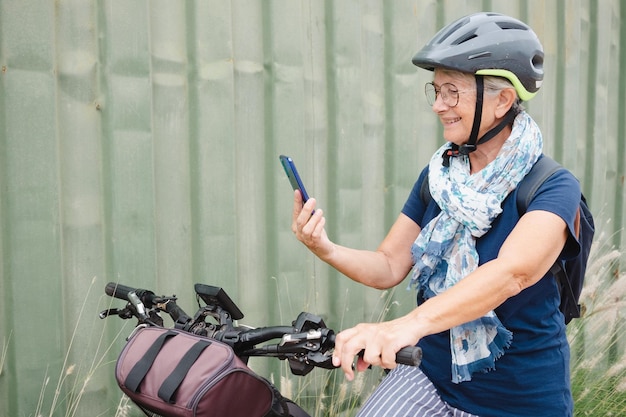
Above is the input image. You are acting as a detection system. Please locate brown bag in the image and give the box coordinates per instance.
[116,326,280,417]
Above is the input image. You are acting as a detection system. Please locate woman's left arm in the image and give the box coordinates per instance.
[332,209,568,379]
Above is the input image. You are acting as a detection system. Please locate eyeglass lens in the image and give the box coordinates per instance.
[425,82,460,107]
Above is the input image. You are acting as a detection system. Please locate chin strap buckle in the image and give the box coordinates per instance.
[458,144,477,155]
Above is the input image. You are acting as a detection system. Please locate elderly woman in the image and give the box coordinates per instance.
[291,13,580,417]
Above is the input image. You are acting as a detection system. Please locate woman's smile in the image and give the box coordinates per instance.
[441,116,462,126]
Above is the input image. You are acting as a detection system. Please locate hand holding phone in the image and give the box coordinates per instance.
[281,155,327,252]
[279,155,311,203]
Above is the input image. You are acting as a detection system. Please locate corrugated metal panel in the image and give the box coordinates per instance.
[0,1,624,415]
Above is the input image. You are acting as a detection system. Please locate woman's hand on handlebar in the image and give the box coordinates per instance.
[291,191,334,260]
[332,318,421,381]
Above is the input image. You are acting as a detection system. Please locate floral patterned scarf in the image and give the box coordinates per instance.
[409,111,543,383]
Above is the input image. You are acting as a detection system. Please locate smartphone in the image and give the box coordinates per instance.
[279,155,311,203]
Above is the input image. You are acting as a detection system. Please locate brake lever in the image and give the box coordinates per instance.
[99,307,135,320]
[128,291,149,321]
[99,308,121,319]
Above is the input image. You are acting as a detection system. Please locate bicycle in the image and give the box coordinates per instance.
[100,282,422,417]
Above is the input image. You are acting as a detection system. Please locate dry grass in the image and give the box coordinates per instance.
[0,330,10,377]
[18,225,624,416]
[30,277,132,417]
[568,228,626,416]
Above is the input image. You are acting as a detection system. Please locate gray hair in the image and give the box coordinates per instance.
[483,75,525,113]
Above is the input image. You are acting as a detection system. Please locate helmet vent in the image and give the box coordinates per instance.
[435,18,469,44]
[452,32,478,45]
[468,51,492,60]
[496,21,528,31]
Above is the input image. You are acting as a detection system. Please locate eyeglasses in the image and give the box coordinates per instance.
[424,82,468,107]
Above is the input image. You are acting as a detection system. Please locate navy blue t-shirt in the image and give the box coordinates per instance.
[401,160,581,417]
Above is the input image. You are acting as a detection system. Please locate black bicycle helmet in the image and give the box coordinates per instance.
[412,12,544,101]
[413,12,544,163]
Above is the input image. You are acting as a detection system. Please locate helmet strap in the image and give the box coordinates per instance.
[461,74,485,155]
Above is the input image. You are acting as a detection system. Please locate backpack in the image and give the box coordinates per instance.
[419,155,595,324]
[116,326,291,417]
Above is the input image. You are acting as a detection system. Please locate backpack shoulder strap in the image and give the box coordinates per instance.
[518,155,589,323]
[516,155,562,215]
[420,173,433,207]
[421,156,563,213]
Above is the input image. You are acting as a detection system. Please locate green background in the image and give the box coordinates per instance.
[1,0,624,415]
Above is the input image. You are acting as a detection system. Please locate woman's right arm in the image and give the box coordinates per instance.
[291,191,420,289]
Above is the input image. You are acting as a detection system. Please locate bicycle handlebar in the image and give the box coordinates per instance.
[395,343,422,367]
[102,282,422,368]
[105,282,191,325]
[326,334,422,368]
[105,282,147,302]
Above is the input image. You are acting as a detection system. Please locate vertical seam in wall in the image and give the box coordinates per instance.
[52,0,73,362]
[146,1,159,281]
[0,4,15,411]
[382,2,395,230]
[261,0,279,321]
[614,1,626,253]
[584,1,598,203]
[186,0,201,286]
[554,0,566,162]
[96,0,115,300]
[324,0,340,318]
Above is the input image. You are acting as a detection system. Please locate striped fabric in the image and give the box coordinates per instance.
[356,365,479,417]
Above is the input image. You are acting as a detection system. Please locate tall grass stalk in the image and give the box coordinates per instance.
[0,330,10,376]
[32,277,132,417]
[113,394,133,417]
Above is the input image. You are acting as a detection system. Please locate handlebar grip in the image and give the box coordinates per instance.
[161,300,190,324]
[105,282,158,308]
[105,282,137,301]
[395,346,422,367]
[329,334,421,367]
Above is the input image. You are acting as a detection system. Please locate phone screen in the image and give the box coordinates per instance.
[279,155,310,203]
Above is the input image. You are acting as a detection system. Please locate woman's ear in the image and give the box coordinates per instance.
[495,88,518,118]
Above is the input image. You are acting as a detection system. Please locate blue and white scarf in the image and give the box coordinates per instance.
[409,111,543,383]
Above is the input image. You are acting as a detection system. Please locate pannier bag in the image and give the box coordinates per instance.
[116,326,284,417]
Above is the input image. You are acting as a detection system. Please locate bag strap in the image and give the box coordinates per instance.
[517,155,583,322]
[158,339,213,403]
[420,156,562,212]
[125,330,177,393]
[419,171,433,207]
[515,155,561,215]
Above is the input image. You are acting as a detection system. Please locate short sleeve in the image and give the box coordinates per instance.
[525,168,582,261]
[401,166,431,227]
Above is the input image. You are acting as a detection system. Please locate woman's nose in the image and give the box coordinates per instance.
[431,93,449,112]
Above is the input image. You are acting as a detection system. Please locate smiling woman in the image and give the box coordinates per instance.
[428,69,519,170]
[0,1,623,416]
[290,12,581,417]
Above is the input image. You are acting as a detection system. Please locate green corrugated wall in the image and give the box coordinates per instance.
[0,0,624,415]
